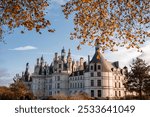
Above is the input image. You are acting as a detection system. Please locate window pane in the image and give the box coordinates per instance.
[91,90,94,97]
[91,65,93,70]
[57,83,60,89]
[98,65,101,70]
[97,72,101,77]
[91,72,94,77]
[97,80,101,86]
[59,64,61,68]
[119,91,121,96]
[98,90,101,97]
[91,80,94,86]
[115,91,117,97]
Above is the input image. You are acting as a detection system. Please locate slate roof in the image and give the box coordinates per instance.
[90,50,117,72]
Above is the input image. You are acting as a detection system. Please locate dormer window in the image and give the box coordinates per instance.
[59,64,61,68]
[90,65,94,70]
[97,65,101,70]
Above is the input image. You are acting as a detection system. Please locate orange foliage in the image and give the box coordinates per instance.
[62,0,150,52]
[0,0,54,39]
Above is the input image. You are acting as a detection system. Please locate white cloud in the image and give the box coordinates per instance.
[9,46,37,51]
[139,44,150,64]
[105,42,150,68]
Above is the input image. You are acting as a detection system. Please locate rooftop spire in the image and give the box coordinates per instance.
[95,39,100,52]
[61,47,65,53]
[68,49,71,54]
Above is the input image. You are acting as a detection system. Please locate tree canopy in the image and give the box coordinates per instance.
[0,0,150,52]
[0,79,34,100]
[124,58,150,99]
[63,0,150,51]
[0,0,54,40]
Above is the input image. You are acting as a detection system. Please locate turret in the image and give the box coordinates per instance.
[79,57,84,70]
[61,47,66,61]
[24,63,29,81]
[54,52,58,61]
[37,58,40,66]
[39,55,45,75]
[67,49,72,71]
[123,66,128,75]
[95,39,100,52]
[40,55,44,64]
[67,49,72,62]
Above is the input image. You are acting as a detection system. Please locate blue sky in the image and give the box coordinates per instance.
[0,0,150,86]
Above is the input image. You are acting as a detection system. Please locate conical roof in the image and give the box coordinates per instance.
[90,50,115,72]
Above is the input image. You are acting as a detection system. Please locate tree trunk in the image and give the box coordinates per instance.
[139,86,142,99]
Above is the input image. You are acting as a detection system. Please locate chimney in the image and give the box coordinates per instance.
[37,58,40,65]
[55,52,58,60]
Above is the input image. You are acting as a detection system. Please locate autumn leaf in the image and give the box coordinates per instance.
[62,0,149,52]
[0,0,53,40]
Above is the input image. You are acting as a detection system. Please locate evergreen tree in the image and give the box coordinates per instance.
[124,58,150,99]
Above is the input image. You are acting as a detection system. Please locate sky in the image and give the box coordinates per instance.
[0,0,150,86]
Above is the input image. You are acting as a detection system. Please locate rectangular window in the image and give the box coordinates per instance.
[57,83,60,89]
[91,90,94,97]
[97,72,101,77]
[49,85,52,90]
[90,65,93,70]
[98,65,101,70]
[97,80,101,87]
[78,83,80,88]
[73,83,74,88]
[57,76,60,81]
[59,64,61,68]
[49,91,52,95]
[70,83,72,88]
[119,82,121,88]
[115,82,117,88]
[49,79,52,83]
[75,83,77,88]
[115,91,117,97]
[91,80,94,86]
[98,90,101,97]
[80,83,82,88]
[119,91,121,96]
[91,72,94,77]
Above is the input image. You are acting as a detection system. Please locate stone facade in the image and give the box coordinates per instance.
[15,45,126,99]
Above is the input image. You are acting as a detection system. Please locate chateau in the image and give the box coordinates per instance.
[15,43,126,99]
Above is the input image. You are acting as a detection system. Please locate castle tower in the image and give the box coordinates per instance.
[40,55,44,66]
[37,58,40,66]
[39,55,44,75]
[67,49,72,71]
[24,63,29,81]
[61,47,66,61]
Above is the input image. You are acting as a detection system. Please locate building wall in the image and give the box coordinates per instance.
[32,75,46,98]
[68,75,84,95]
[20,48,126,99]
